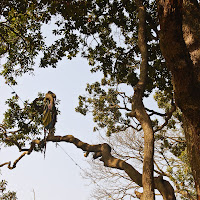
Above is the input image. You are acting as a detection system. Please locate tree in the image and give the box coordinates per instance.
[0,0,200,199]
[83,129,195,199]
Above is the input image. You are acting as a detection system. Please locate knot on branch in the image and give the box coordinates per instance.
[28,139,43,154]
[126,111,136,117]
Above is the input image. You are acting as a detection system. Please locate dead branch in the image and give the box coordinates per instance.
[0,139,43,169]
[0,152,28,169]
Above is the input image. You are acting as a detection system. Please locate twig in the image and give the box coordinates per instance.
[145,107,166,117]
[154,104,176,133]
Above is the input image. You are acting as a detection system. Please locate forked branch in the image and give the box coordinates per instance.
[48,135,175,200]
[0,152,28,169]
[0,139,43,169]
[154,103,176,133]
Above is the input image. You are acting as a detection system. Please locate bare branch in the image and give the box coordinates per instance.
[145,107,166,117]
[0,152,28,169]
[0,139,43,169]
[154,104,176,133]
[164,136,185,143]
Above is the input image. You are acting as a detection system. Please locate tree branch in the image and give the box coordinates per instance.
[0,139,43,169]
[127,0,155,199]
[0,152,28,169]
[145,107,166,117]
[48,135,175,200]
[154,103,176,133]
[0,134,176,200]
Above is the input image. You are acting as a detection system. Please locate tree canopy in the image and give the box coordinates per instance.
[1,1,200,200]
[0,179,17,200]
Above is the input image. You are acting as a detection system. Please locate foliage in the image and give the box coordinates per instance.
[0,0,174,135]
[0,93,60,151]
[0,0,46,85]
[0,180,17,200]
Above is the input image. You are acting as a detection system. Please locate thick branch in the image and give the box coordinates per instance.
[0,134,176,200]
[47,135,175,200]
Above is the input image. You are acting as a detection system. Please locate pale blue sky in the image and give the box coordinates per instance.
[0,55,103,200]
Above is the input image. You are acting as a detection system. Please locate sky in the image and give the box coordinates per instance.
[0,55,103,200]
[0,20,164,200]
[0,57,163,200]
[0,18,104,200]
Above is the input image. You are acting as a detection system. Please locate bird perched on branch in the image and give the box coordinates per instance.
[42,91,57,158]
[42,91,57,136]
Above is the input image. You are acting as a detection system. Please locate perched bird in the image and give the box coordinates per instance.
[43,91,57,136]
[42,91,57,158]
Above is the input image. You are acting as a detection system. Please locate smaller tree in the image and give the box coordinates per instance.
[82,129,195,200]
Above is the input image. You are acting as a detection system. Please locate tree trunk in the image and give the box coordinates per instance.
[183,114,200,199]
[157,0,200,198]
[133,1,155,199]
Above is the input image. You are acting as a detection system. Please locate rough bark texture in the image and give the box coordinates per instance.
[128,1,155,199]
[157,0,200,198]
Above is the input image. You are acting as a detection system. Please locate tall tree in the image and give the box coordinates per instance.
[157,1,200,198]
[0,0,200,199]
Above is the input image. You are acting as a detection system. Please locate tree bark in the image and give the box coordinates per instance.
[128,1,155,199]
[157,0,200,198]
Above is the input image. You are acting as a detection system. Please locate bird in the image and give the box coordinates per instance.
[42,91,57,136]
